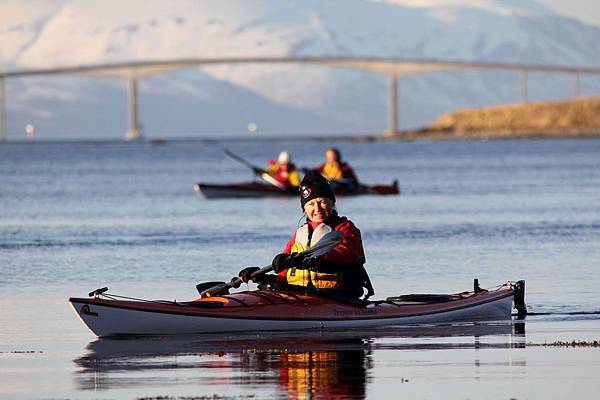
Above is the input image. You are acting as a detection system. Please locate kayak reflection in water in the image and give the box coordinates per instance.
[75,335,372,399]
[242,346,369,400]
[261,150,301,188]
[313,147,359,190]
[239,171,374,300]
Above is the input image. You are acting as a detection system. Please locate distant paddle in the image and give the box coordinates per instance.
[222,148,287,190]
[197,230,344,298]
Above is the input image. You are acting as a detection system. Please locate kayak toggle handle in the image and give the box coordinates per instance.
[88,287,109,298]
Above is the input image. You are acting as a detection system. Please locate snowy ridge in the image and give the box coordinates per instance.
[376,0,553,16]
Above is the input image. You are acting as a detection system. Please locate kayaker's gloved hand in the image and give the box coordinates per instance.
[302,256,319,271]
[254,274,276,285]
[252,167,264,175]
[272,252,303,272]
[238,266,260,283]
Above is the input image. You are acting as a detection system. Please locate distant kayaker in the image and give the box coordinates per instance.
[314,147,359,190]
[262,151,301,188]
[239,171,374,299]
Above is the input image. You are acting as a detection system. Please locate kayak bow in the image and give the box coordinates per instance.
[69,281,524,337]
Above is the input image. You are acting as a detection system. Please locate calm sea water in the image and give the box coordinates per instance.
[1,138,600,399]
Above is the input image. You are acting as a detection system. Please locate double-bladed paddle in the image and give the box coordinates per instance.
[197,230,344,298]
[223,148,287,190]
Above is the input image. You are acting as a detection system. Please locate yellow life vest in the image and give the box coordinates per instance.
[286,223,343,289]
[321,162,344,181]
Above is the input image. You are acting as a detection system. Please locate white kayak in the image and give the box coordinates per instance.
[69,280,526,337]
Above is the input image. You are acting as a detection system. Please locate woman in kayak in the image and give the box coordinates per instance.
[239,171,374,300]
[314,147,359,190]
[263,150,301,188]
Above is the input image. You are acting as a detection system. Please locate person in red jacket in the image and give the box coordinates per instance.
[239,171,373,299]
[263,151,301,188]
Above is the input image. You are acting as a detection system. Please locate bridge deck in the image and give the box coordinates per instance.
[1,57,599,141]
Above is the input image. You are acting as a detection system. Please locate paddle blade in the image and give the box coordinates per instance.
[201,284,232,298]
[259,172,287,190]
[196,281,227,295]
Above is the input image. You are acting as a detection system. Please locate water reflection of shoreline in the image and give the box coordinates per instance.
[73,322,524,398]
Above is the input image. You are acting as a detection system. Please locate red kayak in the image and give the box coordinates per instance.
[69,281,525,337]
[194,181,400,199]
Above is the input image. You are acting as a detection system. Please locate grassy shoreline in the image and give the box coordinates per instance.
[378,97,600,142]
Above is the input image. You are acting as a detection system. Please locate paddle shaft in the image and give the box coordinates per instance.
[234,264,274,289]
[223,148,286,190]
[201,265,273,298]
[203,265,273,297]
[223,149,261,172]
[200,231,344,298]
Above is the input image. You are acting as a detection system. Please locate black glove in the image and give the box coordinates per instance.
[238,266,260,283]
[252,167,265,175]
[256,274,277,289]
[302,256,319,271]
[271,253,303,273]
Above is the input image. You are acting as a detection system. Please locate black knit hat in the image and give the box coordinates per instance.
[299,171,336,209]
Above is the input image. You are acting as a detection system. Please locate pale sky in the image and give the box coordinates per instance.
[537,0,600,27]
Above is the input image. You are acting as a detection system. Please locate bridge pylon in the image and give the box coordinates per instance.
[386,74,399,135]
[125,78,142,140]
[0,77,5,142]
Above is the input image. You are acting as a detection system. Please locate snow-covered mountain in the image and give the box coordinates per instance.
[1,0,600,139]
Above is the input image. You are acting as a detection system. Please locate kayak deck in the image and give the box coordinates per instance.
[194,181,400,199]
[69,282,522,337]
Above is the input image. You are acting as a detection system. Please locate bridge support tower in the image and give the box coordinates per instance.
[387,74,399,135]
[125,78,142,140]
[0,77,5,142]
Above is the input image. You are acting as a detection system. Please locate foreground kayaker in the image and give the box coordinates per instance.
[239,171,374,300]
[314,148,359,190]
[261,151,301,188]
